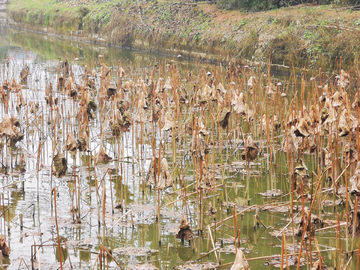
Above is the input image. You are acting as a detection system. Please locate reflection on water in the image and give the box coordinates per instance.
[0,26,354,270]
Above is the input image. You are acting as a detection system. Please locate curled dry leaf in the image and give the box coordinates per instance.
[176,215,193,241]
[230,249,250,270]
[190,132,210,159]
[0,235,10,256]
[162,111,175,131]
[107,81,117,98]
[207,202,217,216]
[294,118,312,137]
[63,133,77,151]
[199,164,213,189]
[87,100,97,119]
[295,207,322,238]
[77,132,89,152]
[20,64,30,85]
[281,126,300,153]
[157,158,173,190]
[53,153,67,178]
[219,107,231,129]
[94,147,111,164]
[293,159,310,199]
[241,136,258,161]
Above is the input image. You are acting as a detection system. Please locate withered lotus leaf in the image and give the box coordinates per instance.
[176,215,193,241]
[0,235,10,256]
[157,158,173,190]
[230,249,250,270]
[94,147,111,164]
[53,153,67,178]
[293,159,310,198]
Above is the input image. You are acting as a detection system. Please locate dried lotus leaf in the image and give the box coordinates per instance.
[94,147,111,164]
[53,153,67,178]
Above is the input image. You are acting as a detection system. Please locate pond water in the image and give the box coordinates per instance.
[0,26,357,270]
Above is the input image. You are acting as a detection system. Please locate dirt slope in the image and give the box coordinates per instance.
[7,0,360,69]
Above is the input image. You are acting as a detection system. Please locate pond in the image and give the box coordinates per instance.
[0,26,357,269]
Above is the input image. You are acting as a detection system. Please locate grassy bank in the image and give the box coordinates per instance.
[7,0,360,69]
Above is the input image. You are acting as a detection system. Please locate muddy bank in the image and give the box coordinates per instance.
[7,0,360,69]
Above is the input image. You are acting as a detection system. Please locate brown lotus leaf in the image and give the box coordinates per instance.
[311,259,329,270]
[146,157,159,185]
[53,153,67,178]
[77,132,89,152]
[122,80,135,92]
[219,107,231,129]
[286,110,298,127]
[94,147,111,164]
[16,91,26,110]
[190,132,210,159]
[293,159,310,197]
[294,118,311,137]
[0,235,10,256]
[29,101,40,114]
[107,82,117,98]
[0,115,16,138]
[11,126,24,144]
[281,126,300,153]
[241,136,258,161]
[10,116,20,128]
[118,100,131,114]
[20,64,30,85]
[310,104,321,124]
[87,100,97,119]
[331,91,345,108]
[344,144,357,165]
[199,164,213,189]
[230,249,250,270]
[179,85,189,104]
[161,111,175,131]
[157,158,173,190]
[233,92,248,115]
[63,133,77,152]
[200,84,215,102]
[350,162,360,195]
[338,108,357,137]
[176,215,193,241]
[58,76,64,90]
[207,202,217,216]
[300,137,317,154]
[295,207,322,238]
